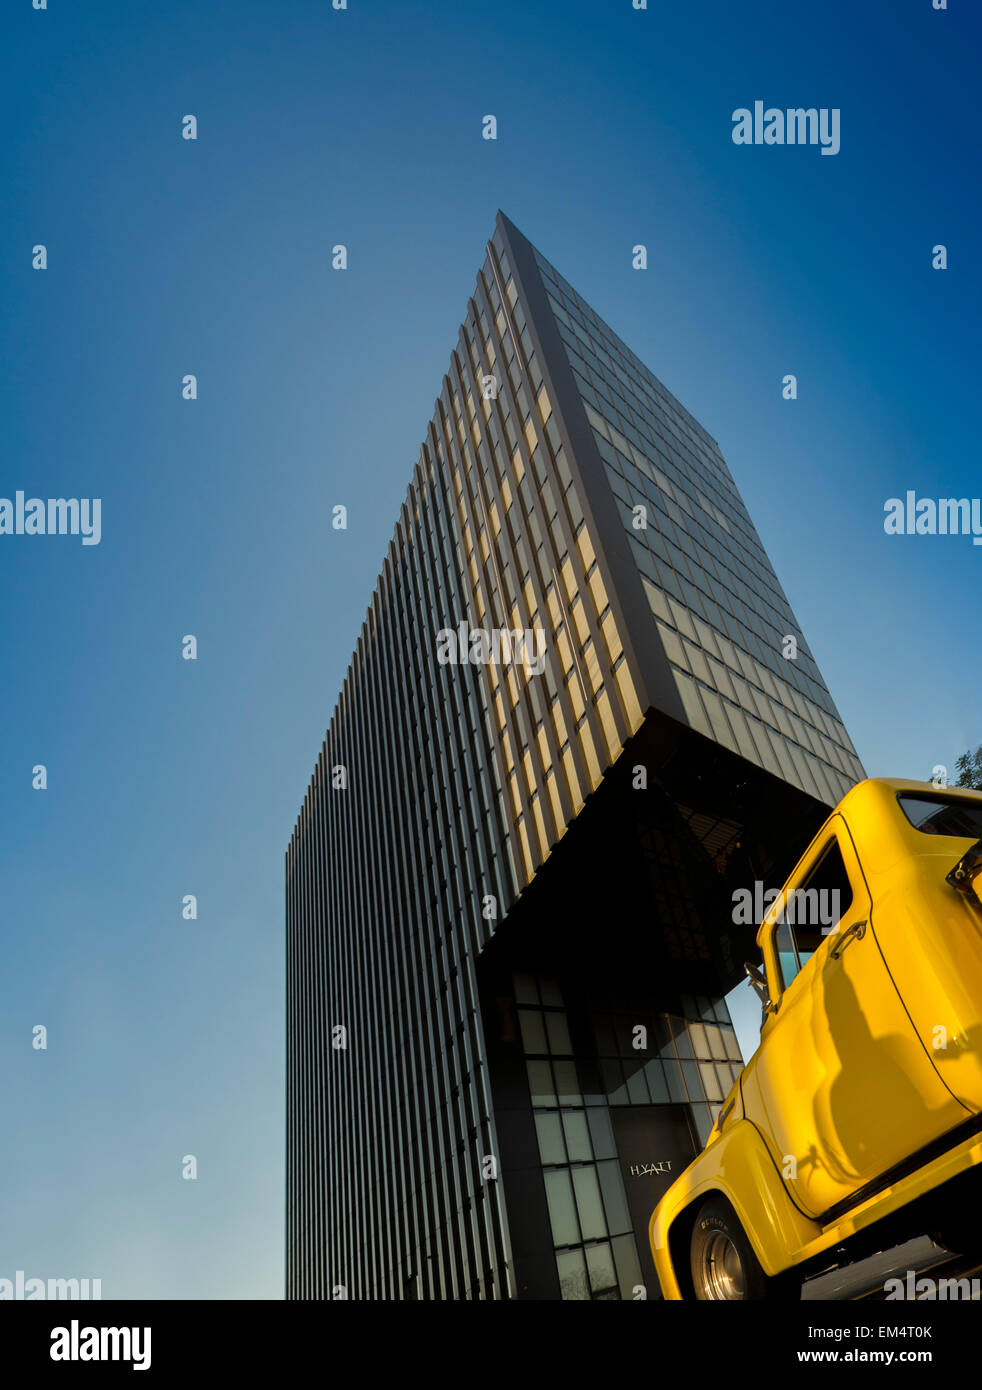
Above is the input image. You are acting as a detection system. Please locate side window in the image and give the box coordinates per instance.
[776,837,854,990]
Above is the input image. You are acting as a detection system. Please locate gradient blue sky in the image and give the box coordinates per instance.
[1,0,978,1298]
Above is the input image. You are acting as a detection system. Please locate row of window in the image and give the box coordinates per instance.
[515,974,744,1297]
[534,253,851,746]
[433,242,646,887]
[535,250,737,507]
[531,257,864,805]
[547,288,783,624]
[580,362,840,721]
[598,436,829,699]
[514,975,646,1299]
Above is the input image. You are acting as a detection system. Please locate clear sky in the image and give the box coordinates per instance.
[1,0,978,1297]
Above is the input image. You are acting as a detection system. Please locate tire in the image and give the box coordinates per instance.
[689,1197,799,1301]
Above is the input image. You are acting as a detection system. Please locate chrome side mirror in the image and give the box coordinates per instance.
[744,960,772,1013]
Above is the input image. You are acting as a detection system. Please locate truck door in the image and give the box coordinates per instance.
[873,791,982,1116]
[740,816,969,1221]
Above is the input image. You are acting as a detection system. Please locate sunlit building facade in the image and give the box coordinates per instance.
[285,212,864,1300]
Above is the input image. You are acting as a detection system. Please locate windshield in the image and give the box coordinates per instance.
[898,794,982,839]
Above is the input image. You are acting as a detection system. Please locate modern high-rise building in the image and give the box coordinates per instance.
[285,212,865,1301]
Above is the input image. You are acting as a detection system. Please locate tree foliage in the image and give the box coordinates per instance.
[954,747,982,790]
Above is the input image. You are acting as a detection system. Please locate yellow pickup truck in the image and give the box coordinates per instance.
[650,777,982,1300]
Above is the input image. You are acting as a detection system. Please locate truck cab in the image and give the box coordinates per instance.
[650,777,982,1300]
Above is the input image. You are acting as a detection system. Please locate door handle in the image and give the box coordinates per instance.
[830,919,867,960]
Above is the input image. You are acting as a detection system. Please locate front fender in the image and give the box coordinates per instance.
[649,1118,820,1299]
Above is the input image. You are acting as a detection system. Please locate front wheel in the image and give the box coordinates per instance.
[689,1198,799,1300]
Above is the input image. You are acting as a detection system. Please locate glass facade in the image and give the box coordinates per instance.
[515,971,743,1299]
[533,247,864,806]
[286,212,864,1300]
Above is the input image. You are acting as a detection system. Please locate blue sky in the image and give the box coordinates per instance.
[1,0,978,1296]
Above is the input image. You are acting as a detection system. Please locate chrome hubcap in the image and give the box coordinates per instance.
[700,1230,746,1300]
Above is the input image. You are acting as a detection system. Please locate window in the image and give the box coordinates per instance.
[776,837,854,990]
[899,794,982,840]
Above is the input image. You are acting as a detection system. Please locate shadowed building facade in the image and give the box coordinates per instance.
[285,213,864,1300]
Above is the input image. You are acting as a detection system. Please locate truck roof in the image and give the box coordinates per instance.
[754,777,982,946]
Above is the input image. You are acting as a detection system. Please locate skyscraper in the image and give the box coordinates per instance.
[285,213,864,1301]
